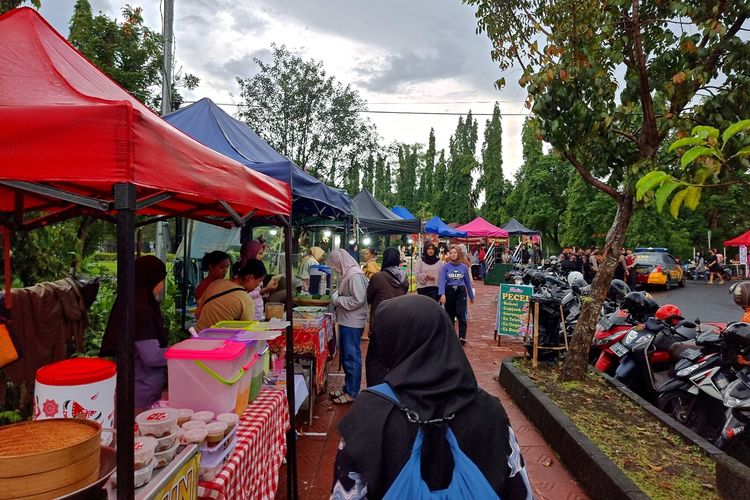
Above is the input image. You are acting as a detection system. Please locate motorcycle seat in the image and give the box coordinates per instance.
[669,340,697,362]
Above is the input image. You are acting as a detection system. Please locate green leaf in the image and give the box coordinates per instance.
[670,188,689,218]
[692,125,719,140]
[694,167,713,184]
[734,146,750,157]
[684,186,701,210]
[636,171,668,200]
[721,119,750,144]
[654,181,681,212]
[668,137,705,153]
[680,146,715,168]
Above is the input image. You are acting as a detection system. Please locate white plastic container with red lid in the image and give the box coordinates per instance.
[34,357,116,445]
[165,339,254,415]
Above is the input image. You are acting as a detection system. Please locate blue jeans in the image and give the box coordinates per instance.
[339,326,364,397]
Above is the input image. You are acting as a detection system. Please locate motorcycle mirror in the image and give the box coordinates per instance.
[695,317,701,325]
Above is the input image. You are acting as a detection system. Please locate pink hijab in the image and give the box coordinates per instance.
[240,240,264,266]
[328,249,365,288]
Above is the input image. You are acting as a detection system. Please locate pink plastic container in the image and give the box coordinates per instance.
[165,339,252,415]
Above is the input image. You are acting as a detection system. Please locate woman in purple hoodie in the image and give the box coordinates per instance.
[439,245,475,345]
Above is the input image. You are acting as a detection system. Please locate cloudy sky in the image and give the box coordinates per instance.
[39,0,531,178]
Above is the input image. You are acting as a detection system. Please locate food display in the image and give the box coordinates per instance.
[154,431,178,452]
[133,458,156,488]
[153,442,180,469]
[177,408,194,426]
[135,408,179,438]
[183,420,206,431]
[205,422,228,447]
[192,410,215,423]
[182,429,208,447]
[216,413,239,434]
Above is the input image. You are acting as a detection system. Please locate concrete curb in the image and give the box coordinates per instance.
[597,371,750,500]
[499,360,649,500]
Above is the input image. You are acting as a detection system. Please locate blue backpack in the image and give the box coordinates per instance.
[367,383,500,500]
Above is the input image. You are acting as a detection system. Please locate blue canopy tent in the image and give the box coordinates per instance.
[425,216,468,238]
[391,205,416,220]
[164,98,352,223]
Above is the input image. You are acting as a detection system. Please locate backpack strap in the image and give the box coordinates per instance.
[202,287,246,307]
[366,383,456,426]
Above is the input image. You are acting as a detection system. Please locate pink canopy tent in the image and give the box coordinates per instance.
[725,230,750,246]
[456,217,509,238]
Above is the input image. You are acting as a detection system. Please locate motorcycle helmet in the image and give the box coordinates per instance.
[655,304,683,325]
[567,271,584,288]
[571,276,588,290]
[620,291,650,319]
[522,268,535,285]
[531,272,547,289]
[731,281,750,308]
[607,279,631,304]
[644,293,660,316]
[721,322,750,368]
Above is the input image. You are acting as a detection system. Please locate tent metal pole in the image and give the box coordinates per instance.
[114,183,136,498]
[282,217,299,500]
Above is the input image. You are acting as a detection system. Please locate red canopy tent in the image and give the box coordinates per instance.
[725,230,750,246]
[455,216,509,238]
[0,8,297,497]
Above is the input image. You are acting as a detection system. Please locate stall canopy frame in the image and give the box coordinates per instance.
[725,229,750,247]
[424,215,468,238]
[455,216,510,238]
[502,217,541,236]
[0,8,299,498]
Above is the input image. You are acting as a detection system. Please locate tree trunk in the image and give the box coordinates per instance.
[560,194,634,381]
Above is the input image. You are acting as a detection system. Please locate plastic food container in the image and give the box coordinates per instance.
[183,420,206,431]
[206,421,228,447]
[212,320,259,330]
[199,434,238,481]
[191,410,215,423]
[216,413,239,435]
[154,430,178,452]
[134,458,156,487]
[34,357,117,445]
[183,428,208,447]
[177,408,194,426]
[166,339,252,415]
[136,408,180,438]
[134,436,158,470]
[153,441,179,469]
[265,302,285,320]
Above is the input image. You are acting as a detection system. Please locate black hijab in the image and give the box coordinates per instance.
[100,256,168,356]
[338,295,511,497]
[421,242,439,265]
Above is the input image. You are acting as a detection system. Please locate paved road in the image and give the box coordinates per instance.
[645,280,747,323]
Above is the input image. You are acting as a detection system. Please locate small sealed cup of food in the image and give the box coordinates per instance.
[182,420,206,431]
[205,421,228,448]
[177,408,194,426]
[134,436,158,470]
[136,408,180,437]
[183,428,208,447]
[154,430,178,452]
[191,410,215,424]
[153,441,179,469]
[133,458,156,488]
[216,413,239,436]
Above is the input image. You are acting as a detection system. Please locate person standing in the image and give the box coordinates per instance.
[415,242,443,301]
[240,240,277,319]
[532,244,543,266]
[469,245,481,280]
[101,255,169,411]
[614,249,628,281]
[695,251,706,281]
[365,247,409,386]
[587,248,599,283]
[362,248,380,279]
[328,249,369,404]
[195,251,231,301]
[439,245,475,345]
[298,246,325,292]
[478,243,487,279]
[707,249,725,285]
[625,249,637,288]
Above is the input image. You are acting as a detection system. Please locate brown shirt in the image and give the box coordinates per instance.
[366,270,408,329]
[196,279,254,331]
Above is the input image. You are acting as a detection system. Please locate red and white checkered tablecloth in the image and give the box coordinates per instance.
[198,388,289,500]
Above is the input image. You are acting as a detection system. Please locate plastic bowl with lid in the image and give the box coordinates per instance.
[191,410,215,423]
[182,428,208,447]
[177,409,194,426]
[153,430,178,452]
[216,413,239,435]
[205,422,228,447]
[153,441,179,468]
[136,408,180,438]
[182,420,206,431]
[134,458,156,488]
[134,436,158,470]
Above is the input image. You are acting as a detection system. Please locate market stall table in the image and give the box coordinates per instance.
[198,388,289,499]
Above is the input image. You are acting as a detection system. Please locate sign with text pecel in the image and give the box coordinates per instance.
[497,284,534,337]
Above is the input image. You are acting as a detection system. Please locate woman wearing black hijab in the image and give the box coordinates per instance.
[100,255,169,411]
[414,242,443,301]
[332,295,532,499]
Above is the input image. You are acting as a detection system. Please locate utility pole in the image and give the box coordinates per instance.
[156,0,175,264]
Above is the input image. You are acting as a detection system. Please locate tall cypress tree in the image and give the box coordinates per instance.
[444,113,478,222]
[417,128,436,206]
[374,154,389,202]
[479,103,505,224]
[396,144,420,211]
[362,153,375,193]
[432,149,448,217]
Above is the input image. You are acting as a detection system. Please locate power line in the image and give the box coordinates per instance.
[183,101,531,116]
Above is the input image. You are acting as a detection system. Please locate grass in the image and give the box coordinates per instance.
[514,359,719,500]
